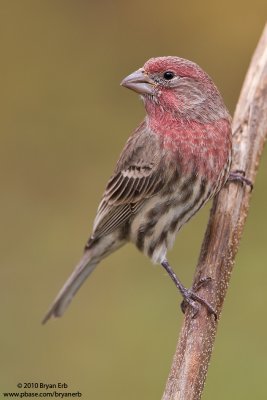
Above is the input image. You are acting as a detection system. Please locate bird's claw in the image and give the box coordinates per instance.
[181,291,217,320]
[181,277,217,320]
[180,290,199,318]
[192,276,212,291]
[228,170,253,191]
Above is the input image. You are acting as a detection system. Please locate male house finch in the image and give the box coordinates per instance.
[43,56,235,324]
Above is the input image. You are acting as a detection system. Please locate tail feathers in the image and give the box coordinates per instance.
[42,251,99,324]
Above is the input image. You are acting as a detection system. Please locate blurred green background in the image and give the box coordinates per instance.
[1,1,266,399]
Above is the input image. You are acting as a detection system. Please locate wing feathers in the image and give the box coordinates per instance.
[90,125,167,241]
[93,204,131,238]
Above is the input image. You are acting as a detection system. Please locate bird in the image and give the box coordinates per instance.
[42,56,233,324]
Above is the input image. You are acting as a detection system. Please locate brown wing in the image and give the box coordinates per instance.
[91,123,165,240]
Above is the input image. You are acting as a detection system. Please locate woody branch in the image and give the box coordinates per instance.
[162,23,267,400]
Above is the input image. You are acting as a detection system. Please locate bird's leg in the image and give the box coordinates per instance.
[228,170,253,191]
[161,259,217,319]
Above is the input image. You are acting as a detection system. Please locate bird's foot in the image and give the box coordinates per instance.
[228,170,253,191]
[180,278,217,320]
[161,260,217,319]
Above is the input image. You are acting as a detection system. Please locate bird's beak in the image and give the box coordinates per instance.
[121,68,155,95]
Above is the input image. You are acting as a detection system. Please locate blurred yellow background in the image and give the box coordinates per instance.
[0,1,266,399]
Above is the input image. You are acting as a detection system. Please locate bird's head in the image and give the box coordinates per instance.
[121,56,229,123]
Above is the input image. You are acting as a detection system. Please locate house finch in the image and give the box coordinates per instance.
[43,56,233,324]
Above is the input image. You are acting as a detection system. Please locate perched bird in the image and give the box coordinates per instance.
[43,56,233,324]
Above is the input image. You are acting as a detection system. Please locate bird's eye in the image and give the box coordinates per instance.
[163,71,175,80]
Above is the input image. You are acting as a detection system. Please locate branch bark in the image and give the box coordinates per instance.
[162,24,267,400]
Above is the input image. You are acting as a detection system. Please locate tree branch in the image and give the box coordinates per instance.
[162,23,267,400]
